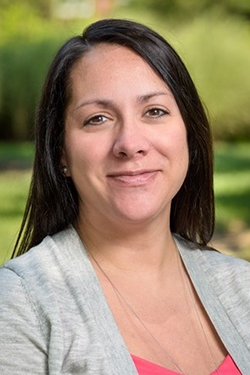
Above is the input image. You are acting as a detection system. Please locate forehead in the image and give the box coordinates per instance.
[72,43,150,73]
[68,43,171,100]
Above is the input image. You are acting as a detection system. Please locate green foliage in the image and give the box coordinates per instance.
[0,142,34,169]
[0,3,69,139]
[129,0,250,19]
[0,142,34,264]
[0,2,90,140]
[0,0,52,20]
[0,170,31,264]
[171,15,250,140]
[0,2,250,141]
[224,0,250,15]
[0,2,54,43]
[214,142,250,232]
[0,38,62,139]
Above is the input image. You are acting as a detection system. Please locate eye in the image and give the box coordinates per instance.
[84,114,108,126]
[145,108,169,118]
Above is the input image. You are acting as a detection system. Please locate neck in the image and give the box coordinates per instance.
[76,212,178,275]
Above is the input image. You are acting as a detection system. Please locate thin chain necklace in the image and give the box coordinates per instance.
[89,250,221,375]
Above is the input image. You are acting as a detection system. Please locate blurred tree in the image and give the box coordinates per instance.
[0,0,52,18]
[225,0,250,19]
[0,0,249,141]
[129,0,250,19]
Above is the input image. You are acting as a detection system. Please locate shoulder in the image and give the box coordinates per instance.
[174,234,250,348]
[0,226,88,373]
[0,225,89,336]
[1,226,82,282]
[201,249,250,304]
[174,233,250,275]
[0,226,86,317]
[174,233,250,296]
[176,234,250,305]
[0,266,29,306]
[202,247,250,277]
[197,241,250,285]
[0,231,63,323]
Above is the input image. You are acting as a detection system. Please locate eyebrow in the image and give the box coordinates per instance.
[74,91,171,111]
[137,91,171,103]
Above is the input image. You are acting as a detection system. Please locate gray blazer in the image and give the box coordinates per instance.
[0,226,250,374]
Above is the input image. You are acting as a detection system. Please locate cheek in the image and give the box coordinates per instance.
[63,135,88,176]
[68,149,92,175]
[176,138,189,172]
[65,134,106,182]
[172,122,188,155]
[159,125,188,162]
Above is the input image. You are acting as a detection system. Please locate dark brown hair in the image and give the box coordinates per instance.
[12,18,214,257]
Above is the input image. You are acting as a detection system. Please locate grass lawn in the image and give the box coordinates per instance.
[214,142,250,232]
[0,170,31,263]
[0,141,249,265]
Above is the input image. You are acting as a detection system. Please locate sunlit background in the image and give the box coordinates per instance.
[0,0,250,263]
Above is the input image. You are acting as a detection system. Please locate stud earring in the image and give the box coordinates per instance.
[61,166,68,176]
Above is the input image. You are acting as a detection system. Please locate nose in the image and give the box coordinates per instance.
[112,121,150,159]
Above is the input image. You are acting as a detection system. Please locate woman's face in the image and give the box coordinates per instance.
[63,44,189,230]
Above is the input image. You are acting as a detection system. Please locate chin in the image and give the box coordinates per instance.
[111,204,169,226]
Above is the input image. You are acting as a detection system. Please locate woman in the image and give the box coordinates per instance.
[0,19,249,375]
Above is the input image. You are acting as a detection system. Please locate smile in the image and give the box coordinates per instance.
[107,170,159,186]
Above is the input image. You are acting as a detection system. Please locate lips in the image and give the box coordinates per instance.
[107,170,159,186]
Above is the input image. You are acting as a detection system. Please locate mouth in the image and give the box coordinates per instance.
[107,170,160,186]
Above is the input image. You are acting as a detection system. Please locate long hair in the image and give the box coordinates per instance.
[12,19,214,257]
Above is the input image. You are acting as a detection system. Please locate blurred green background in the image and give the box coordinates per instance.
[0,0,250,264]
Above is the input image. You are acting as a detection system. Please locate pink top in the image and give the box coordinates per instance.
[131,354,241,375]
